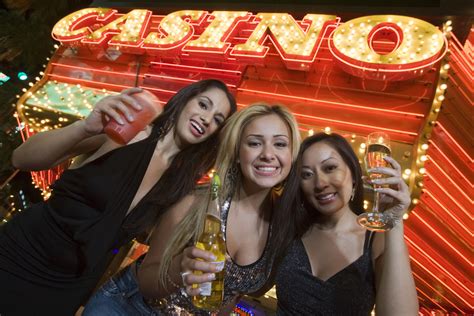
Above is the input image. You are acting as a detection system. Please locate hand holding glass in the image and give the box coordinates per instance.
[357,132,394,232]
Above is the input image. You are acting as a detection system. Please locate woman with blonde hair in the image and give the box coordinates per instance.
[84,103,301,315]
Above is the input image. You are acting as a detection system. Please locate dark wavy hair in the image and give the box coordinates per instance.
[124,79,237,234]
[269,132,364,271]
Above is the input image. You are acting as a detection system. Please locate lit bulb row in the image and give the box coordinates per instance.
[409,21,452,209]
[111,11,150,43]
[52,8,112,39]
[234,14,335,56]
[186,11,248,49]
[332,15,445,64]
[144,10,204,46]
[85,11,146,43]
[17,80,111,133]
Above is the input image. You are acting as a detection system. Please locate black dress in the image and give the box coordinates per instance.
[0,125,162,316]
[276,231,376,316]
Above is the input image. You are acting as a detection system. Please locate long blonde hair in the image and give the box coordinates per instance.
[157,103,301,287]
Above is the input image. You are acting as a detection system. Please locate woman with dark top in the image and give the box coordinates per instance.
[82,104,301,315]
[272,133,418,316]
[0,79,236,316]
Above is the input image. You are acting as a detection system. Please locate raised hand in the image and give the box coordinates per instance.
[367,156,411,225]
[82,88,143,136]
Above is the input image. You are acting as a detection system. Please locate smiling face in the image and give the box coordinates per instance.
[300,141,354,216]
[175,87,232,146]
[238,114,292,192]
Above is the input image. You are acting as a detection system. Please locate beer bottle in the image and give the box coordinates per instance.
[192,174,226,311]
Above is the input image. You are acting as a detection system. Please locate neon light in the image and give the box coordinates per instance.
[422,190,472,236]
[238,87,424,118]
[425,171,472,220]
[406,237,473,308]
[411,211,472,266]
[411,272,452,313]
[184,11,250,53]
[48,74,130,91]
[329,15,447,80]
[150,61,242,75]
[51,9,447,80]
[437,123,473,163]
[52,8,116,42]
[51,62,137,77]
[429,141,474,189]
[427,159,473,204]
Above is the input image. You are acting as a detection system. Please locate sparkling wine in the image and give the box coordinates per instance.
[192,175,226,311]
[366,143,391,180]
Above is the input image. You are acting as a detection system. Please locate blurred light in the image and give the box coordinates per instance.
[17,72,28,80]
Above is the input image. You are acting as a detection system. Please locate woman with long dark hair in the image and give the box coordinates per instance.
[0,79,236,315]
[272,133,418,315]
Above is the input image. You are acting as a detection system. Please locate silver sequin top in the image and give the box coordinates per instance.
[155,197,274,315]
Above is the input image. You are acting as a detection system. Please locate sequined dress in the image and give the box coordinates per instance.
[275,231,376,316]
[156,197,274,315]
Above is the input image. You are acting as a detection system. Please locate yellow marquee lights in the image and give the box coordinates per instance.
[143,10,205,49]
[83,9,152,46]
[52,8,115,42]
[331,15,445,64]
[51,9,447,78]
[185,11,250,52]
[231,13,337,58]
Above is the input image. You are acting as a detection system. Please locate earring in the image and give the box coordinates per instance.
[350,186,356,201]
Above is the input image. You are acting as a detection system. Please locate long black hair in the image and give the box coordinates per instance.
[269,132,364,269]
[124,79,237,234]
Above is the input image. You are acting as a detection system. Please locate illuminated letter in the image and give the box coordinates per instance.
[329,15,446,80]
[82,9,152,48]
[52,8,115,43]
[231,13,337,69]
[184,11,250,53]
[142,10,205,51]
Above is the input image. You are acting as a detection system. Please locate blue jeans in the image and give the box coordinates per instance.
[83,264,159,316]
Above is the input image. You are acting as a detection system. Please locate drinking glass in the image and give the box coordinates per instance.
[357,132,394,231]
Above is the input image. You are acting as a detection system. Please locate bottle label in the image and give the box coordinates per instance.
[200,281,212,296]
[199,260,225,297]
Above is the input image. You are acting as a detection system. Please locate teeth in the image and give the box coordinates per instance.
[191,121,204,134]
[256,166,277,172]
[317,193,335,200]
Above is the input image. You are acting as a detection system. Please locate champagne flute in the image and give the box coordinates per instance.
[357,132,393,232]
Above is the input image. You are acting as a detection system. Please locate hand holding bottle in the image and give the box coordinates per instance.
[180,246,225,296]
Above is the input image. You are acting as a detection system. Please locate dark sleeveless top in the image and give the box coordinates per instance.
[0,124,162,313]
[154,197,274,315]
[276,231,376,316]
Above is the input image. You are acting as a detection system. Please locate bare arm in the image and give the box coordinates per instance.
[12,88,143,171]
[374,224,418,316]
[12,120,107,171]
[138,194,197,299]
[371,156,419,315]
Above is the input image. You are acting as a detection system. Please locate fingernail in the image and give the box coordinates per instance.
[214,261,225,272]
[208,273,216,281]
[127,114,134,121]
[210,255,217,261]
[118,118,124,125]
[134,102,142,110]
